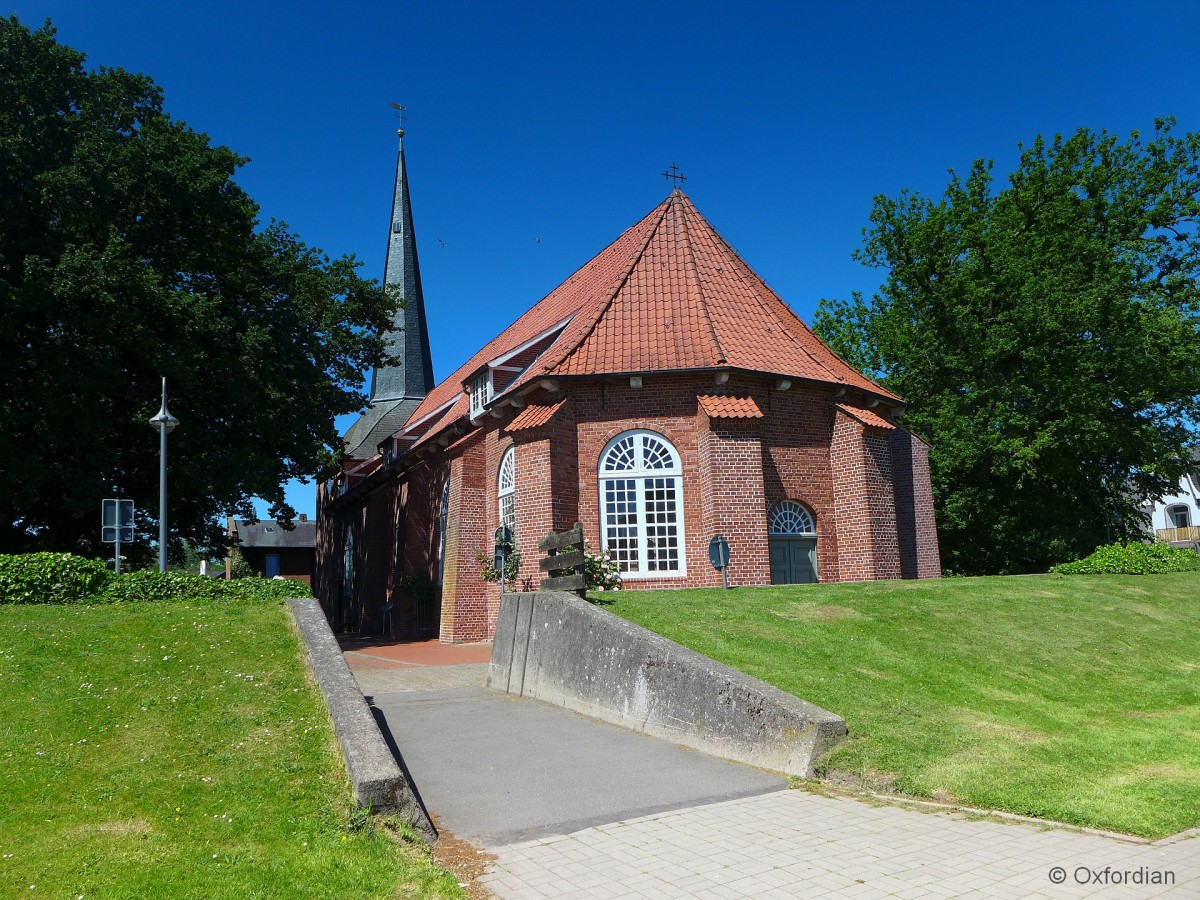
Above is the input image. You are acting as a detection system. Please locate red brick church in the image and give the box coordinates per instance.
[316,131,939,643]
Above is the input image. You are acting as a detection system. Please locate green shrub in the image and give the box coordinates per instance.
[102,571,311,603]
[0,553,113,604]
[229,552,257,579]
[1052,541,1200,575]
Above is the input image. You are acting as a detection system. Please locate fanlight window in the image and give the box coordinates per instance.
[770,500,816,536]
[599,430,685,578]
[498,447,516,538]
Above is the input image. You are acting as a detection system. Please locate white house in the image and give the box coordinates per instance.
[1149,446,1200,547]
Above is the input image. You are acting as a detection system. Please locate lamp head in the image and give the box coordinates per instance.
[148,377,179,433]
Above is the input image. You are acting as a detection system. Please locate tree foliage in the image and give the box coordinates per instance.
[0,18,398,557]
[814,121,1200,574]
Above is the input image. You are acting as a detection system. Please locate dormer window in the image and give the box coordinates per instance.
[469,372,490,418]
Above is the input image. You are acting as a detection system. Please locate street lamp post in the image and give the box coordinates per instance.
[148,377,179,573]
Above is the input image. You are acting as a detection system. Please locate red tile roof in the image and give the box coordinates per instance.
[399,190,899,447]
[697,395,763,419]
[836,402,896,431]
[506,398,567,432]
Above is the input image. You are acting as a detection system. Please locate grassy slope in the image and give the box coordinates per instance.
[0,600,463,899]
[609,573,1200,839]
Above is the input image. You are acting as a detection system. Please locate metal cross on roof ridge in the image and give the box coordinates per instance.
[662,163,687,187]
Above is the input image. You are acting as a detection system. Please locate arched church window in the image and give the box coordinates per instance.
[437,477,450,585]
[342,526,355,598]
[599,430,686,577]
[770,500,816,536]
[498,447,516,538]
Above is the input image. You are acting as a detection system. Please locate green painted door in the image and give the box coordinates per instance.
[769,537,818,584]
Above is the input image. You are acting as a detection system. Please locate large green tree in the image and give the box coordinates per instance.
[814,121,1200,575]
[0,18,398,558]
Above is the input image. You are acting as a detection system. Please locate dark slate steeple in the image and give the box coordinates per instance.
[343,126,434,458]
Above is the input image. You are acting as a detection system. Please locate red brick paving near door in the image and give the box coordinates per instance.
[336,635,493,670]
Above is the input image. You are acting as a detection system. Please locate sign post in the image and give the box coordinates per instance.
[708,534,731,590]
[101,499,135,575]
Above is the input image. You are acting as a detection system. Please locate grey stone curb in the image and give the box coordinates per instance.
[287,597,435,842]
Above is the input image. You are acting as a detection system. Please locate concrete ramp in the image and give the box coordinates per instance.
[489,591,847,777]
[368,684,785,846]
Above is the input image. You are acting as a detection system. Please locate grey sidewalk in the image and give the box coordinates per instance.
[352,659,1198,899]
[365,670,785,846]
[481,789,1199,899]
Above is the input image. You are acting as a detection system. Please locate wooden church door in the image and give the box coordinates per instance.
[768,501,818,585]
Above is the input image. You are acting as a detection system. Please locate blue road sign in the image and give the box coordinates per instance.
[708,535,730,569]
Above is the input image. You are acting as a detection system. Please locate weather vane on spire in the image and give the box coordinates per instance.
[389,101,407,138]
[662,163,687,188]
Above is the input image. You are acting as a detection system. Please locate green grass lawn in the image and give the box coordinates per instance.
[609,573,1200,839]
[0,600,464,899]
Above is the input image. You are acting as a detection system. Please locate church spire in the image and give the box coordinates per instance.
[370,126,435,401]
[342,119,436,459]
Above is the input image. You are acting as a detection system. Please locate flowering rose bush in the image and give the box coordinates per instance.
[584,546,622,592]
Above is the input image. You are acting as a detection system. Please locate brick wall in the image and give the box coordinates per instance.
[696,407,770,586]
[572,376,712,589]
[760,385,841,583]
[891,428,941,578]
[440,437,491,642]
[316,371,939,642]
[830,409,901,582]
[514,435,553,592]
[864,430,901,579]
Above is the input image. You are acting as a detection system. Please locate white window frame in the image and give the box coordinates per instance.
[498,447,516,538]
[1167,504,1192,528]
[770,500,817,536]
[598,429,687,579]
[468,372,490,419]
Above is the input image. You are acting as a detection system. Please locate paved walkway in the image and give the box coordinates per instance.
[337,635,493,669]
[366,683,785,845]
[481,791,1199,899]
[342,641,1199,898]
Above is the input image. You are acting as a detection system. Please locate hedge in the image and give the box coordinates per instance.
[0,553,113,604]
[1052,541,1200,575]
[0,553,311,604]
[102,570,310,603]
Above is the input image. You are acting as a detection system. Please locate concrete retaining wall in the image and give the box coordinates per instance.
[288,598,434,840]
[488,592,847,777]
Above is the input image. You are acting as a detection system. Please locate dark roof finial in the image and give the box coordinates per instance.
[389,101,406,139]
[662,163,687,190]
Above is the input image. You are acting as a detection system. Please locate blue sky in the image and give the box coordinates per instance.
[11,0,1200,517]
